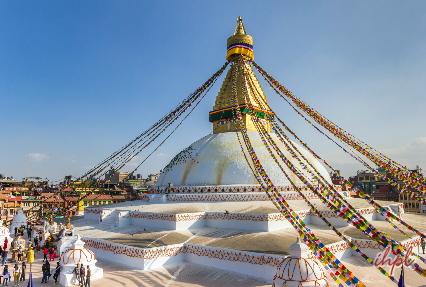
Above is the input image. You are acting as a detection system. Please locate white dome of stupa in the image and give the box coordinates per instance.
[273,237,328,287]
[157,132,332,187]
[60,235,96,266]
[9,210,27,233]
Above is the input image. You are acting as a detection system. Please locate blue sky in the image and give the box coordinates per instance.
[1,1,425,182]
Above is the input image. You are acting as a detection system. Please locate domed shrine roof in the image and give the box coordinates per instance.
[60,235,96,266]
[157,132,332,187]
[11,210,27,225]
[273,237,328,287]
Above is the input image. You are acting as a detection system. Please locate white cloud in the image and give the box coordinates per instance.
[158,153,168,157]
[380,137,426,169]
[71,160,76,163]
[26,153,49,162]
[124,156,140,169]
[381,137,426,155]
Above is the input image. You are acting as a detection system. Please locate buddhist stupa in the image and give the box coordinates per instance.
[156,16,332,190]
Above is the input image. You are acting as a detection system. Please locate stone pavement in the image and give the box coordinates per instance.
[10,252,271,287]
[5,223,426,286]
[327,255,426,287]
[4,231,271,287]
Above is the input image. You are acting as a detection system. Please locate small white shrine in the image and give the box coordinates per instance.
[273,237,329,287]
[0,226,12,248]
[9,210,27,233]
[59,235,103,287]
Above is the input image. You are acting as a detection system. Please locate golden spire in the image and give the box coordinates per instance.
[208,18,272,134]
[234,15,246,35]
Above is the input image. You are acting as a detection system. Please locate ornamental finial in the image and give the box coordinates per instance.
[234,15,246,35]
[226,16,253,61]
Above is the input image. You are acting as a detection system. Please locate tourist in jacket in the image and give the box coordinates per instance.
[73,263,80,284]
[12,264,20,287]
[85,266,91,287]
[2,265,9,287]
[41,261,49,283]
[16,248,22,263]
[46,261,51,281]
[43,247,48,261]
[53,262,61,286]
[79,265,86,287]
[1,250,8,266]
[2,238,7,251]
[49,248,54,261]
[26,227,31,239]
[19,262,25,283]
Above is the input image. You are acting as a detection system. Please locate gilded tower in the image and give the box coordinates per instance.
[209,16,273,134]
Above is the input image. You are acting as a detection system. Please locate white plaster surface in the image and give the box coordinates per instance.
[157,132,332,187]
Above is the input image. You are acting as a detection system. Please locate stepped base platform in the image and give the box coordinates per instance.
[75,199,426,283]
[84,198,402,215]
[84,199,404,232]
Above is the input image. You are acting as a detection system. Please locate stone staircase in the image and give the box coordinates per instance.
[99,209,120,228]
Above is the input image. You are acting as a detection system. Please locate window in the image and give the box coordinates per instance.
[359,177,363,181]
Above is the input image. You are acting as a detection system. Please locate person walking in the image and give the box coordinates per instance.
[52,262,61,286]
[26,227,31,239]
[41,261,48,284]
[85,266,91,287]
[49,248,54,262]
[1,249,8,266]
[46,261,51,282]
[79,265,85,287]
[421,237,426,254]
[12,264,20,287]
[2,265,9,287]
[16,248,21,263]
[13,228,17,237]
[3,238,7,251]
[72,263,80,284]
[19,263,25,284]
[43,247,48,261]
[33,237,38,248]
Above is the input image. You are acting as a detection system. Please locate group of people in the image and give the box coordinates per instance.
[43,247,56,262]
[13,226,31,239]
[41,260,61,285]
[0,219,98,287]
[72,263,91,287]
[1,261,26,287]
[0,224,60,286]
